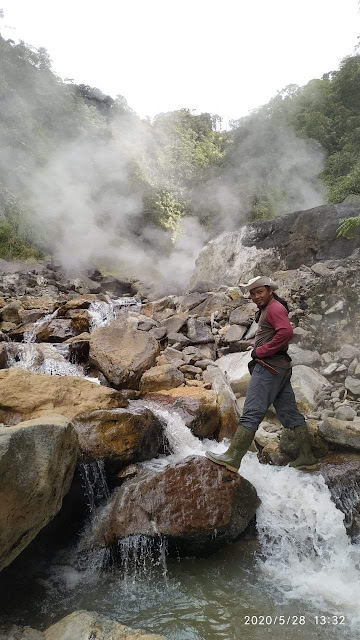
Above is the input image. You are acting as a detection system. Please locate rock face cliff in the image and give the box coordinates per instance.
[189,203,360,288]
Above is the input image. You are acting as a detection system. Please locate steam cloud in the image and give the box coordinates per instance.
[1,42,327,291]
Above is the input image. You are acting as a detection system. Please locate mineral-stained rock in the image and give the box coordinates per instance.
[21,296,59,312]
[59,294,100,313]
[318,417,360,451]
[0,414,78,569]
[75,407,163,468]
[145,386,219,438]
[64,309,90,333]
[93,456,260,557]
[44,610,165,640]
[139,364,185,393]
[0,368,127,425]
[0,300,23,323]
[89,321,160,388]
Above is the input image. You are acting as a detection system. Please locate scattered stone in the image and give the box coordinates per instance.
[345,376,360,396]
[324,300,344,315]
[322,363,339,376]
[222,324,248,343]
[140,364,185,393]
[161,313,187,334]
[288,344,321,367]
[311,263,332,277]
[338,345,360,361]
[167,332,191,347]
[203,365,241,439]
[36,319,76,343]
[334,406,357,421]
[186,317,214,344]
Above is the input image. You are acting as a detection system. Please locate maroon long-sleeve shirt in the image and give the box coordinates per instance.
[254,298,293,368]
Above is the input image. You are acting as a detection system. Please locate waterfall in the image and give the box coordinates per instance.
[239,454,360,625]
[88,296,139,330]
[23,308,59,343]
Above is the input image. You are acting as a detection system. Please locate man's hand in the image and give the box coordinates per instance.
[237,341,254,352]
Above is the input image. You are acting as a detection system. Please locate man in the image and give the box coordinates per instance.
[205,275,318,472]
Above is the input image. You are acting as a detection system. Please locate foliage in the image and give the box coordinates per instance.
[336,216,360,239]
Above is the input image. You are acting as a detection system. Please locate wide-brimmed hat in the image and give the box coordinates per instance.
[239,276,278,292]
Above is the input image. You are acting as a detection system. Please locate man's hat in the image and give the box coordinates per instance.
[239,276,278,292]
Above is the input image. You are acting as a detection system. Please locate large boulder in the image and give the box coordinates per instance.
[44,610,165,640]
[288,344,321,367]
[144,386,220,438]
[75,407,163,468]
[0,368,127,425]
[0,415,78,569]
[189,203,360,288]
[318,417,360,451]
[215,351,252,396]
[92,456,260,557]
[290,365,329,413]
[89,321,160,388]
[203,365,240,439]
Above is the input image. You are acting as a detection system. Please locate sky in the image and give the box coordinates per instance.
[0,0,359,125]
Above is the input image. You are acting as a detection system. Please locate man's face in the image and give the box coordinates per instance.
[249,286,273,309]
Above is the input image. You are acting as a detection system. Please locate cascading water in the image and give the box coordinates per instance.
[88,296,139,330]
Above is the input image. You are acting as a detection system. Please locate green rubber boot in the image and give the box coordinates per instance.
[205,425,255,472]
[288,425,319,470]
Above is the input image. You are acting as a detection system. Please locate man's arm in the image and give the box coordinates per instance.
[253,303,293,359]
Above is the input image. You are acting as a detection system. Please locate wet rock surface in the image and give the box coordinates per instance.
[93,456,260,557]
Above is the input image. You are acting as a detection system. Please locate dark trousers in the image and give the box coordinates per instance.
[240,363,306,432]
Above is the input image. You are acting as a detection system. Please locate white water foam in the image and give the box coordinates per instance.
[141,403,360,626]
[88,297,139,330]
[6,343,85,377]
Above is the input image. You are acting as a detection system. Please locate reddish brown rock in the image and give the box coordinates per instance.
[93,456,260,557]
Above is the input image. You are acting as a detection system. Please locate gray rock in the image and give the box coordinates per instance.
[223,324,248,343]
[338,345,360,361]
[161,313,188,334]
[228,307,253,326]
[167,332,191,346]
[288,344,321,367]
[322,363,339,376]
[203,365,240,439]
[0,415,78,570]
[311,263,332,277]
[291,365,329,413]
[186,317,214,344]
[308,313,322,322]
[179,292,209,311]
[334,406,357,421]
[354,364,360,378]
[348,358,359,376]
[345,376,360,396]
[318,417,360,451]
[324,300,344,315]
[149,327,167,341]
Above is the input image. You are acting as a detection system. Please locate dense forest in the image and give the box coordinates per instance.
[1,28,360,264]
